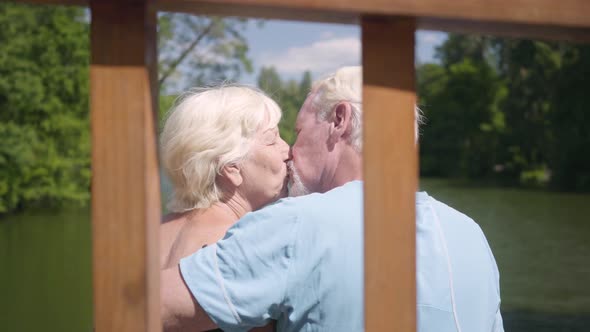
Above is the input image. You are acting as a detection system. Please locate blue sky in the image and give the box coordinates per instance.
[240,20,447,84]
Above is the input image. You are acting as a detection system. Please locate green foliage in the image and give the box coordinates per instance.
[3,2,590,216]
[158,94,178,130]
[257,67,311,145]
[419,34,590,190]
[549,45,590,191]
[493,39,561,179]
[0,4,257,214]
[435,35,492,68]
[0,4,90,214]
[419,57,506,178]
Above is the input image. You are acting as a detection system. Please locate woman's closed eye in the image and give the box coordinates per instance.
[263,130,279,145]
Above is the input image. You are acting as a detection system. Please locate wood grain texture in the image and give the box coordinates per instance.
[419,17,590,43]
[362,16,417,332]
[156,0,590,42]
[90,1,161,331]
[8,0,590,42]
[10,0,590,29]
[5,0,88,6]
[155,0,590,28]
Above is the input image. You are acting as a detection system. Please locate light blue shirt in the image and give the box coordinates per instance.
[416,192,504,332]
[180,181,364,331]
[180,182,503,332]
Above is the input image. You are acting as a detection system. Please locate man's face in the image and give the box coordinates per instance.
[288,92,332,196]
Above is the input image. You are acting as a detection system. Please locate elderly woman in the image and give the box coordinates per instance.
[159,85,290,270]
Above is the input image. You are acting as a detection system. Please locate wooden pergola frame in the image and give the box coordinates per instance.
[8,0,590,331]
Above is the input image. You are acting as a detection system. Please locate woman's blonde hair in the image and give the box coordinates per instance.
[160,85,282,212]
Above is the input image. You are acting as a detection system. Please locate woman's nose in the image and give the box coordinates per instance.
[280,138,291,161]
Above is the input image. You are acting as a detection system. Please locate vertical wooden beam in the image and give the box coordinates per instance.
[362,16,417,332]
[90,1,160,331]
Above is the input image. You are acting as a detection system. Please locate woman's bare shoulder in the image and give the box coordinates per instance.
[161,209,238,269]
[160,213,187,268]
[160,214,185,238]
[162,212,183,224]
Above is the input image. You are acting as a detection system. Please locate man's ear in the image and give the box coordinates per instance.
[329,102,352,142]
[220,164,243,187]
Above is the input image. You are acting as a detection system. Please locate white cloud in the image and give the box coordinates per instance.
[259,36,360,77]
[417,30,447,46]
[320,31,335,39]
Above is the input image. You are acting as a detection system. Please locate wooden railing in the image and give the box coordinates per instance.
[6,0,590,331]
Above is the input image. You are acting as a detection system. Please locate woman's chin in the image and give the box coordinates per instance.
[278,184,289,199]
[259,186,288,209]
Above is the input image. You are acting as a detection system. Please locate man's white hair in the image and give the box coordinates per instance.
[312,66,363,151]
[312,66,423,149]
[160,85,282,212]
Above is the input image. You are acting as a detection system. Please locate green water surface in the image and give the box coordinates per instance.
[0,208,92,331]
[1,178,589,331]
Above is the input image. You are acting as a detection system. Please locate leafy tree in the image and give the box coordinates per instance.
[492,39,562,180]
[0,3,90,214]
[257,67,312,145]
[0,4,258,214]
[421,33,590,190]
[418,59,506,178]
[257,67,283,99]
[298,71,312,101]
[158,13,254,91]
[549,44,590,191]
[436,35,492,68]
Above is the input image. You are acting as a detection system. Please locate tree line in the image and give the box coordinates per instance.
[418,35,590,191]
[0,4,254,214]
[1,3,589,215]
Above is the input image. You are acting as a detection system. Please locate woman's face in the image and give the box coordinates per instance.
[238,126,290,210]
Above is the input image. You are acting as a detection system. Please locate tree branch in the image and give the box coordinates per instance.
[158,20,216,88]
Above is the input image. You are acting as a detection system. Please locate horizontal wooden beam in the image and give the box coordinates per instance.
[4,0,88,6]
[156,0,590,43]
[419,17,590,43]
[157,0,357,24]
[159,0,590,28]
[7,0,590,42]
[11,0,590,29]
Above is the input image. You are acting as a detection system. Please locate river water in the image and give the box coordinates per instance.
[1,178,589,331]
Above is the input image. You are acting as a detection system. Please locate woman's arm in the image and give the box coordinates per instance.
[161,266,218,331]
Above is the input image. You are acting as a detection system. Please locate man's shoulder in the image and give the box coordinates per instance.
[420,193,484,235]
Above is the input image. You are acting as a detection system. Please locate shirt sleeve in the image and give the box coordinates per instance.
[179,199,299,332]
[492,308,505,332]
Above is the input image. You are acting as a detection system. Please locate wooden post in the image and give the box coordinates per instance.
[362,16,417,331]
[90,1,161,331]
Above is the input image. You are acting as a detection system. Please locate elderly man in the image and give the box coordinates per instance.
[161,66,504,332]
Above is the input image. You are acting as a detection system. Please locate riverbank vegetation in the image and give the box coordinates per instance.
[1,3,589,215]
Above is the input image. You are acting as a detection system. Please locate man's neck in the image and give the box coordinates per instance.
[321,147,363,192]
